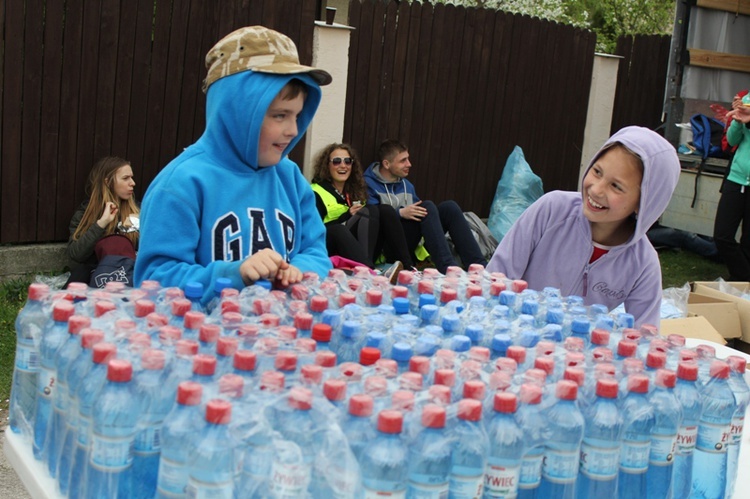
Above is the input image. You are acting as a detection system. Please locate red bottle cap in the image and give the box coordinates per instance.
[107,359,133,382]
[469,347,491,364]
[359,347,381,366]
[134,300,155,318]
[655,369,677,389]
[93,342,117,365]
[434,369,456,387]
[646,350,667,370]
[391,390,415,412]
[627,374,650,394]
[679,349,698,362]
[128,333,151,349]
[534,357,555,376]
[312,324,332,342]
[27,283,50,301]
[221,300,241,314]
[463,380,486,400]
[176,381,202,406]
[709,360,730,379]
[365,289,383,307]
[339,362,363,381]
[290,284,310,301]
[728,355,747,375]
[277,326,298,341]
[260,371,286,392]
[525,368,548,385]
[176,339,199,356]
[310,295,329,313]
[595,363,616,378]
[494,392,518,413]
[591,328,610,346]
[506,346,526,365]
[52,300,75,322]
[489,281,506,297]
[520,383,543,405]
[349,394,374,417]
[409,356,431,376]
[428,385,452,405]
[233,350,257,371]
[399,371,423,391]
[418,280,434,295]
[490,371,513,392]
[199,324,221,344]
[301,364,323,385]
[275,351,298,372]
[563,367,584,387]
[260,313,280,327]
[80,328,105,349]
[457,398,483,422]
[323,379,347,401]
[288,387,313,410]
[565,352,586,368]
[294,312,313,330]
[495,357,517,374]
[556,379,579,400]
[216,337,239,357]
[141,349,166,370]
[158,325,182,344]
[68,315,91,335]
[375,359,398,378]
[238,324,260,340]
[171,298,191,318]
[218,374,244,398]
[377,410,403,434]
[617,340,638,358]
[466,284,483,299]
[440,287,458,304]
[146,313,169,329]
[397,270,414,286]
[205,399,232,425]
[677,361,698,381]
[183,311,206,330]
[422,404,446,428]
[295,338,317,354]
[315,350,337,368]
[338,293,356,307]
[193,354,217,376]
[563,336,585,352]
[364,376,389,398]
[596,378,619,399]
[511,280,528,293]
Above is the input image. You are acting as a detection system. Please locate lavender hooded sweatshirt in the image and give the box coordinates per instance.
[487,126,680,327]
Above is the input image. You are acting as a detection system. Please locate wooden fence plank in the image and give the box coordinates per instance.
[110,1,138,157]
[92,0,120,161]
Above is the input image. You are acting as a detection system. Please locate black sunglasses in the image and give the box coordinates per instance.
[330,157,353,165]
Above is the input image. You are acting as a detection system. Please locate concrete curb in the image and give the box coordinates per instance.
[0,243,69,282]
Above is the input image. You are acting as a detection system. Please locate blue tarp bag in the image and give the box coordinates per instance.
[690,113,728,160]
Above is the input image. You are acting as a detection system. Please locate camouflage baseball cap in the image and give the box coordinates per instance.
[203,26,332,92]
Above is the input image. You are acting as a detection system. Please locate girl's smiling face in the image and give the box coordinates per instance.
[328,148,353,186]
[582,145,642,228]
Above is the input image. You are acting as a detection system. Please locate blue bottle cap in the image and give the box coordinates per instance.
[491,333,512,353]
[571,318,590,335]
[254,279,273,290]
[518,314,535,328]
[499,290,516,307]
[341,320,361,338]
[420,304,439,322]
[521,300,539,316]
[542,324,563,342]
[491,305,510,319]
[213,277,233,293]
[322,309,344,328]
[566,295,584,307]
[546,306,565,325]
[391,342,413,361]
[465,324,483,343]
[424,325,444,337]
[366,331,386,348]
[595,316,615,332]
[570,306,588,318]
[419,293,437,308]
[397,314,420,329]
[184,281,204,299]
[393,297,410,314]
[493,320,511,334]
[520,329,540,348]
[415,335,438,356]
[377,304,396,316]
[447,299,465,314]
[451,335,471,353]
[468,296,487,308]
[441,314,461,333]
[542,287,562,299]
[616,313,635,329]
[589,303,609,316]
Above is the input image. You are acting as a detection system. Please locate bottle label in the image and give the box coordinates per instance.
[579,441,619,479]
[364,488,406,499]
[90,432,134,471]
[157,455,189,496]
[484,462,520,495]
[730,415,745,445]
[37,365,55,400]
[542,448,578,482]
[77,415,92,446]
[649,433,676,466]
[134,424,162,454]
[619,440,649,473]
[449,472,484,498]
[14,343,39,372]
[407,480,449,498]
[270,461,311,497]
[185,476,233,499]
[519,453,543,488]
[696,420,731,454]
[675,425,697,455]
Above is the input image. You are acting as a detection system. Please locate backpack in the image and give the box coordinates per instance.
[446,211,499,263]
[690,113,728,160]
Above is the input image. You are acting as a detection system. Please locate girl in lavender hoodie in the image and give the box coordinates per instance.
[487,126,680,327]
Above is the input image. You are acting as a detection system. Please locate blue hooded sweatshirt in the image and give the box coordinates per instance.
[134,71,331,300]
[487,126,680,327]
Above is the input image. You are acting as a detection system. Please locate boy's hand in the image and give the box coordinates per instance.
[97,202,118,228]
[275,264,303,287]
[400,201,427,221]
[240,248,287,285]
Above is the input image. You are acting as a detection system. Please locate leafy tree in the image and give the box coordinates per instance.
[433,0,675,53]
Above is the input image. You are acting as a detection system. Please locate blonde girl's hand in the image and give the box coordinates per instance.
[97,202,118,228]
[240,248,286,285]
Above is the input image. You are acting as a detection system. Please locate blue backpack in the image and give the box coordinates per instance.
[690,113,728,160]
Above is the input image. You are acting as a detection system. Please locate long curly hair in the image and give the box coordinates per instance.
[72,156,140,247]
[311,143,367,203]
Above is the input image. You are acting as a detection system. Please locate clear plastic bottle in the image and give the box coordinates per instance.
[341,393,376,461]
[646,369,682,498]
[33,299,75,461]
[485,392,524,498]
[726,355,749,499]
[9,283,49,436]
[538,380,584,499]
[450,398,488,498]
[360,410,409,496]
[618,374,655,499]
[577,378,623,499]
[270,387,317,497]
[45,314,89,477]
[186,399,234,498]
[672,361,703,499]
[691,360,737,498]
[156,381,204,498]
[68,342,117,499]
[86,359,139,499]
[407,404,452,497]
[517,383,546,498]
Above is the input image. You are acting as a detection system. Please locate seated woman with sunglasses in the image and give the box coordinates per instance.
[311,143,414,273]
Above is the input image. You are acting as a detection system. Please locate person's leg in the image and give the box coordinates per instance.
[375,204,414,268]
[400,218,423,267]
[347,205,381,267]
[739,187,750,267]
[419,200,458,273]
[438,200,487,267]
[648,226,718,259]
[326,224,374,268]
[714,180,750,280]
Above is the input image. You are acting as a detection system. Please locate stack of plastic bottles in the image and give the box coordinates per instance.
[7,264,749,498]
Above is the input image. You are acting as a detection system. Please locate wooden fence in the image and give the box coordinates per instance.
[1,0,318,244]
[343,0,596,218]
[611,34,672,134]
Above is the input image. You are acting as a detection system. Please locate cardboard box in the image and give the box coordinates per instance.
[686,292,741,340]
[692,281,750,341]
[661,315,726,345]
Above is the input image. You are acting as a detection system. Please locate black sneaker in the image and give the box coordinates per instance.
[384,261,404,285]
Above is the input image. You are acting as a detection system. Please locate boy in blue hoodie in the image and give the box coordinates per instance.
[135,26,332,301]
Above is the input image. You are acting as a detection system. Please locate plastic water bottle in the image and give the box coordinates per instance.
[449,398,488,498]
[538,380,584,499]
[646,369,682,498]
[312,323,333,351]
[33,299,75,461]
[131,349,172,498]
[673,361,703,499]
[517,383,546,498]
[270,387,317,496]
[154,381,203,498]
[577,378,623,499]
[186,399,234,498]
[405,403,452,496]
[691,360,737,498]
[725,355,749,499]
[86,359,139,499]
[44,314,89,478]
[485,392,524,498]
[67,342,117,499]
[9,283,49,436]
[56,327,105,495]
[184,281,205,312]
[341,394,376,461]
[336,320,363,363]
[360,410,409,496]
[618,374,655,499]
